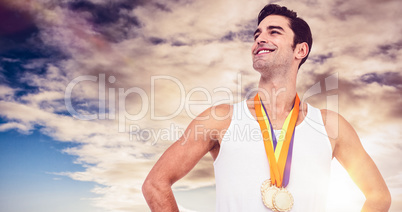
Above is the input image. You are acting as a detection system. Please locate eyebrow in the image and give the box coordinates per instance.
[254,25,285,36]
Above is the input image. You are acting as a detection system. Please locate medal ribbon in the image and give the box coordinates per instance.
[254,93,300,188]
[260,100,293,160]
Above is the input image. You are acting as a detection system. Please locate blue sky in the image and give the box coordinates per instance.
[0,128,102,212]
[0,0,401,212]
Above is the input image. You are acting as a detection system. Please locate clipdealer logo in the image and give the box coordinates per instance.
[64,73,243,133]
[64,73,338,143]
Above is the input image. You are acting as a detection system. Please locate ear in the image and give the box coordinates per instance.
[295,42,309,60]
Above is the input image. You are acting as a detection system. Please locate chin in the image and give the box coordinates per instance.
[253,62,270,73]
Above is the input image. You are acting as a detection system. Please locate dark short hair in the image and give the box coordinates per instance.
[258,4,312,69]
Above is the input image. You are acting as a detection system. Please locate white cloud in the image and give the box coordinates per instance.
[0,122,33,134]
[0,85,16,100]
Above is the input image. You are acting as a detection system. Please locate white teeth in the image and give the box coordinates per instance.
[258,49,271,54]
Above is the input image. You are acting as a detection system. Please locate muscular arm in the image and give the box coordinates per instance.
[322,110,391,212]
[142,105,231,211]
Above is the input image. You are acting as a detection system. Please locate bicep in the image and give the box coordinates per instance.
[330,112,387,198]
[145,104,231,187]
[147,121,216,186]
[147,107,221,185]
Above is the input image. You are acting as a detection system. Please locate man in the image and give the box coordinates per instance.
[142,4,391,212]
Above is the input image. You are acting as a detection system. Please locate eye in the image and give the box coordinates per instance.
[254,34,260,40]
[271,30,280,35]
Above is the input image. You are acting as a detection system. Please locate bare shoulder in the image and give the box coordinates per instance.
[188,103,233,143]
[209,103,233,120]
[195,104,233,127]
[320,109,361,157]
[190,104,233,159]
[320,109,354,138]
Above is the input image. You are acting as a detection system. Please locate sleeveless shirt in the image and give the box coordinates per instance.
[213,100,332,212]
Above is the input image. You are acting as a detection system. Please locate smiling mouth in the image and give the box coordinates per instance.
[255,49,275,55]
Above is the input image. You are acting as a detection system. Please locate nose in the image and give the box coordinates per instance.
[256,34,267,45]
[257,40,267,45]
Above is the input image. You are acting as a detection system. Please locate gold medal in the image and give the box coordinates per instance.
[261,180,280,211]
[255,94,300,211]
[272,188,294,212]
[260,179,271,192]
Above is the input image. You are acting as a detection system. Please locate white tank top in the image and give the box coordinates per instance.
[214,100,332,212]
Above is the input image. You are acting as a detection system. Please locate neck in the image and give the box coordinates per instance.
[257,71,297,118]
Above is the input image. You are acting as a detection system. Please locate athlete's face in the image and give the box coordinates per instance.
[252,15,296,73]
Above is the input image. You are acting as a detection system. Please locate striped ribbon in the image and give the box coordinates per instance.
[254,93,300,188]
